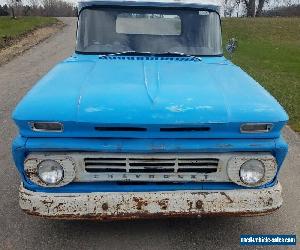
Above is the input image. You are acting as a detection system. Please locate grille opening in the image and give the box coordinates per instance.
[85,157,126,161]
[129,168,174,173]
[129,163,175,167]
[160,127,210,132]
[86,162,126,167]
[178,158,219,166]
[84,157,127,169]
[85,168,126,173]
[95,127,147,132]
[179,158,218,161]
[128,158,176,161]
[177,168,217,173]
[178,163,218,167]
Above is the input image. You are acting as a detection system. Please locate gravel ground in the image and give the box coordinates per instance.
[0,21,63,66]
[0,17,299,250]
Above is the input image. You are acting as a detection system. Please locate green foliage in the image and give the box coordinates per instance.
[223,18,300,131]
[0,16,58,48]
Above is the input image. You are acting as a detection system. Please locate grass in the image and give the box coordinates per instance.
[222,17,300,131]
[0,16,59,49]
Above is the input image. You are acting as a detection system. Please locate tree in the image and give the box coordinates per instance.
[28,0,39,15]
[224,0,236,17]
[0,5,10,16]
[243,0,256,16]
[222,0,242,17]
[8,0,22,18]
[42,0,74,17]
[241,0,269,17]
[256,0,267,16]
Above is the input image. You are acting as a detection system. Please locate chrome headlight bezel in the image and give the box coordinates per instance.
[227,154,277,187]
[24,154,75,187]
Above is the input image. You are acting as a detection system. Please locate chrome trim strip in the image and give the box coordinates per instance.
[227,154,277,187]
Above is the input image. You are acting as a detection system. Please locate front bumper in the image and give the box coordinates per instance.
[19,182,282,220]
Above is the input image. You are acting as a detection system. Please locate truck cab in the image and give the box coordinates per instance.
[13,0,288,219]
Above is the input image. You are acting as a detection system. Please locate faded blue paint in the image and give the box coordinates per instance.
[12,55,288,139]
[12,135,287,193]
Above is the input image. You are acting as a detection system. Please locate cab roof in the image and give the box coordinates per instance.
[78,0,221,13]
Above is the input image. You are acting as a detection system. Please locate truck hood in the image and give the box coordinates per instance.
[13,55,288,138]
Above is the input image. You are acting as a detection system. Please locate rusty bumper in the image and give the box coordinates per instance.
[19,183,282,220]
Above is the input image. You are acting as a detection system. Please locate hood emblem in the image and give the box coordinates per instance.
[143,61,160,103]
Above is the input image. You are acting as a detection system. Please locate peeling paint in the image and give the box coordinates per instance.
[166,105,193,113]
[165,105,213,113]
[85,107,114,112]
[19,182,283,220]
[195,105,213,110]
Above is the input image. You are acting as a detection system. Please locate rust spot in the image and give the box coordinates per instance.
[158,199,169,210]
[25,170,36,179]
[21,206,281,221]
[133,197,148,210]
[102,203,109,211]
[53,202,65,212]
[266,198,273,206]
[187,200,193,211]
[221,192,234,203]
[41,200,54,205]
[195,200,203,210]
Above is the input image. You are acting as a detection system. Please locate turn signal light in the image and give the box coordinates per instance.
[240,123,273,133]
[30,122,63,132]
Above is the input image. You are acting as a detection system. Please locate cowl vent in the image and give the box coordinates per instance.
[99,56,201,62]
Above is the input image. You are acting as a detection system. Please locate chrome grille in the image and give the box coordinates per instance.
[84,157,218,173]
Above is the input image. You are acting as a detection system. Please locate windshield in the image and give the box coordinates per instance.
[76,7,222,56]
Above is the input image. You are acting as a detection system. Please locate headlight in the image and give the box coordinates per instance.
[37,160,64,184]
[240,159,265,185]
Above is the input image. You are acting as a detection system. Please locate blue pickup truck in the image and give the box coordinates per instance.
[12,0,288,220]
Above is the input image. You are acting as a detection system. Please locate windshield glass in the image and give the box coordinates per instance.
[76,7,222,56]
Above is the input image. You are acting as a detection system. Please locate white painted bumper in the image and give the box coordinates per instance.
[19,183,283,220]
